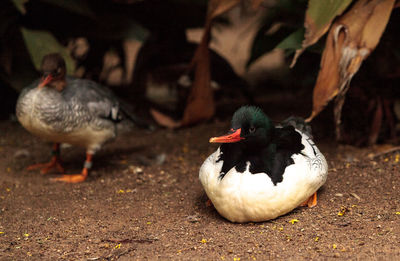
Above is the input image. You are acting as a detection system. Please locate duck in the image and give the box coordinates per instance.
[199,106,328,223]
[16,53,147,183]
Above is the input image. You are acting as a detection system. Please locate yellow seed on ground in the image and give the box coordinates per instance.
[338,206,347,216]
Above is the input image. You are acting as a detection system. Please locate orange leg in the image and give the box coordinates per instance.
[300,192,318,208]
[26,143,64,174]
[51,153,92,183]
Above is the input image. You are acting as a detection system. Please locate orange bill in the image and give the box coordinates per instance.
[209,128,244,143]
[38,74,53,89]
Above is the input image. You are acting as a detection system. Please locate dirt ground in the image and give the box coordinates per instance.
[0,109,400,260]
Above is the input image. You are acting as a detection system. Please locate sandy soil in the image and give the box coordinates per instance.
[0,111,399,260]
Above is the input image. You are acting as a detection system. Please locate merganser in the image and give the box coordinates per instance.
[199,106,328,223]
[16,53,146,183]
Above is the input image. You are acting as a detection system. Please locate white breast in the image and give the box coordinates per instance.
[199,131,328,223]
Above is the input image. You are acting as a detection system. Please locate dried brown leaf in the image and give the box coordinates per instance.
[307,0,395,128]
[207,0,241,20]
[251,0,263,10]
[181,29,214,126]
[368,97,383,145]
[181,0,242,127]
[371,144,400,158]
[181,0,260,127]
[150,109,181,129]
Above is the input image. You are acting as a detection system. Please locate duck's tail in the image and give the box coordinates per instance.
[118,101,154,130]
[281,116,313,139]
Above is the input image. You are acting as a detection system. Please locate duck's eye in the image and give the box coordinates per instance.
[53,68,61,76]
[249,126,256,133]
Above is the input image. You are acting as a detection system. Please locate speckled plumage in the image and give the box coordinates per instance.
[16,76,120,154]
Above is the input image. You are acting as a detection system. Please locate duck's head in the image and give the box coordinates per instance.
[37,53,67,92]
[210,106,274,145]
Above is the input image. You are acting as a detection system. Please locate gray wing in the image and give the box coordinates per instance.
[63,77,151,129]
[63,77,121,122]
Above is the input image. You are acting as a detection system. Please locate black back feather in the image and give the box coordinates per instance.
[217,119,305,185]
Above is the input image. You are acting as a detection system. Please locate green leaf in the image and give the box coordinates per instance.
[11,0,29,14]
[290,0,353,67]
[276,28,305,53]
[246,25,295,68]
[246,0,308,68]
[20,27,75,75]
[307,0,353,31]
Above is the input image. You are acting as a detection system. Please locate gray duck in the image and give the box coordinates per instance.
[16,53,144,183]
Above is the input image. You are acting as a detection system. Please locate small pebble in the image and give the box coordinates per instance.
[14,149,30,158]
[155,153,166,165]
